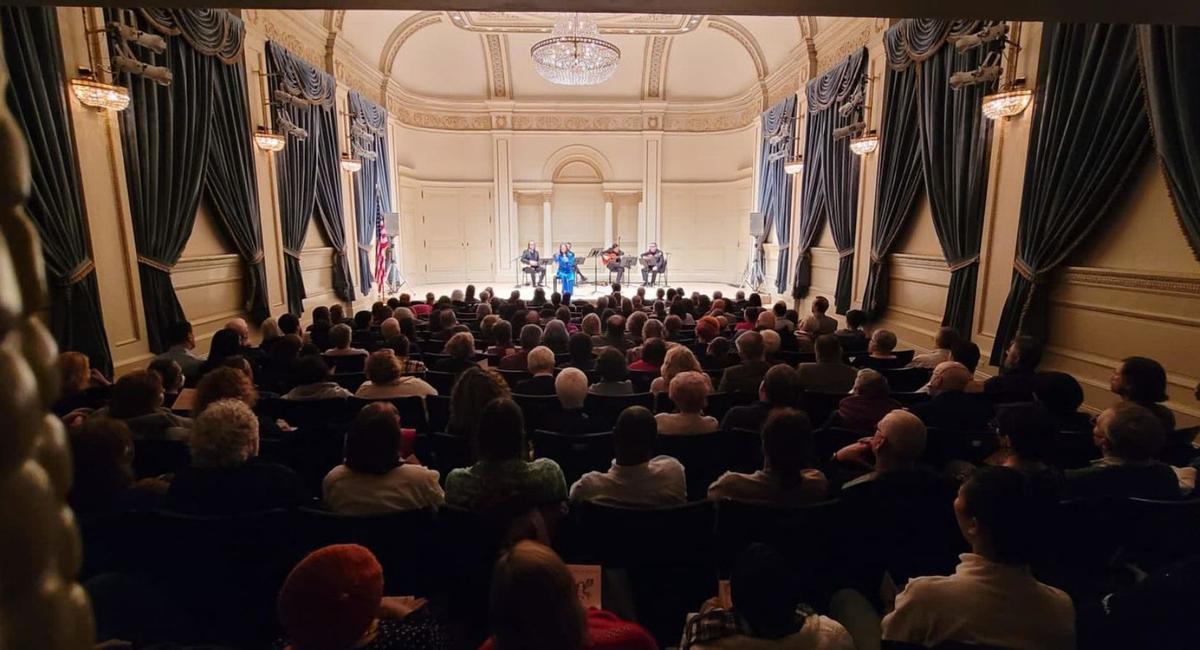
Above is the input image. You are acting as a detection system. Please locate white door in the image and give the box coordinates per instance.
[418,187,494,284]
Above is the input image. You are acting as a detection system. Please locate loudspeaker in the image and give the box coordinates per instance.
[382,212,401,235]
[749,211,765,238]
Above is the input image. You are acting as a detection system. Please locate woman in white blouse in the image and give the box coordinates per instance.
[355,350,436,400]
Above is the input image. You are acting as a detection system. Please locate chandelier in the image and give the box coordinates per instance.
[70,74,130,112]
[849,130,879,156]
[982,82,1033,120]
[253,126,286,153]
[531,13,620,86]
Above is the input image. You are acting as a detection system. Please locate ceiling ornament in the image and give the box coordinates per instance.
[706,17,768,79]
[642,36,671,99]
[448,12,703,35]
[531,13,621,86]
[484,34,509,98]
[379,11,443,78]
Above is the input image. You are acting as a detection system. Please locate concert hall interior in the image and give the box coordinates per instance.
[2,2,1200,650]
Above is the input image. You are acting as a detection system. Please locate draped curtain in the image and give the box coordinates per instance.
[1138,25,1200,261]
[988,23,1149,365]
[860,63,923,320]
[266,41,339,314]
[755,95,797,293]
[792,47,867,312]
[349,91,393,294]
[2,7,113,372]
[313,105,355,302]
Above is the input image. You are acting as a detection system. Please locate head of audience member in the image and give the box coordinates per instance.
[435,309,457,333]
[68,417,135,515]
[190,399,258,469]
[277,544,385,650]
[642,319,665,343]
[1111,356,1169,406]
[814,334,843,364]
[994,402,1055,468]
[760,364,802,408]
[344,402,404,475]
[328,324,354,352]
[277,313,301,337]
[760,330,781,357]
[148,358,184,395]
[747,293,762,309]
[194,367,258,416]
[554,368,588,410]
[526,346,555,377]
[384,334,412,360]
[476,398,526,464]
[534,286,548,304]
[695,316,721,344]
[811,296,830,315]
[730,543,804,639]
[742,307,760,327]
[294,355,334,387]
[669,371,710,415]
[844,309,866,332]
[387,298,400,310]
[489,540,587,650]
[1003,335,1043,373]
[1093,402,1166,463]
[761,408,814,481]
[108,371,164,419]
[554,306,572,324]
[392,306,415,323]
[661,345,701,384]
[371,302,392,324]
[352,311,372,332]
[708,336,732,362]
[620,297,634,316]
[269,334,303,369]
[480,314,500,340]
[465,284,477,303]
[736,331,766,363]
[580,313,601,337]
[755,310,777,332]
[490,320,514,349]
[638,338,668,370]
[933,326,961,352]
[424,292,436,305]
[596,348,629,384]
[626,312,647,341]
[166,320,196,350]
[445,332,476,362]
[59,351,94,396]
[260,317,283,343]
[207,329,243,366]
[329,304,346,324]
[610,406,657,467]
[449,368,511,437]
[547,292,561,308]
[515,324,541,352]
[567,333,593,365]
[1031,371,1085,415]
[956,466,1046,566]
[380,318,400,341]
[928,361,973,397]
[852,368,890,400]
[364,350,402,387]
[663,315,683,340]
[950,340,982,373]
[225,318,251,347]
[868,329,898,358]
[542,319,569,351]
[871,409,927,472]
[605,315,626,342]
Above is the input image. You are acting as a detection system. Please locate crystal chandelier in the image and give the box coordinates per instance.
[531,13,620,86]
[784,156,804,175]
[70,74,130,111]
[850,130,879,156]
[340,153,362,173]
[253,126,286,153]
[982,83,1033,120]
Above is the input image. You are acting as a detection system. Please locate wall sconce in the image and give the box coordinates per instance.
[253,126,286,153]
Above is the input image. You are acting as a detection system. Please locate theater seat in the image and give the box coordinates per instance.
[295,507,437,595]
[133,439,190,479]
[531,430,614,486]
[349,395,430,432]
[655,432,730,500]
[583,392,654,430]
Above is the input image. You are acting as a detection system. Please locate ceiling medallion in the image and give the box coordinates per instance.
[531,13,620,86]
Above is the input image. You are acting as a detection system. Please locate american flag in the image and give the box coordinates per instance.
[373,208,389,289]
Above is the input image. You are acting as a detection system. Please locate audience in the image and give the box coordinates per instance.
[700,336,739,371]
[1111,356,1177,433]
[356,350,436,400]
[147,357,184,409]
[55,350,111,415]
[570,405,686,507]
[447,367,511,437]
[656,371,719,435]
[721,364,802,433]
[909,361,994,432]
[857,329,900,369]
[709,408,828,506]
[155,320,204,381]
[167,399,303,515]
[809,296,838,335]
[89,370,191,440]
[445,398,567,511]
[538,368,602,434]
[1063,402,1186,500]
[500,324,543,371]
[986,402,1063,486]
[834,309,869,352]
[909,326,961,370]
[719,331,771,396]
[829,369,901,434]
[67,417,166,518]
[630,337,668,373]
[385,334,428,376]
[797,335,857,394]
[325,323,368,358]
[835,410,930,490]
[563,332,596,371]
[283,355,354,401]
[435,331,478,374]
[323,403,444,515]
[431,309,469,341]
[1031,371,1093,433]
[590,348,634,396]
[651,345,709,394]
[542,319,570,354]
[514,347,557,395]
[983,335,1043,404]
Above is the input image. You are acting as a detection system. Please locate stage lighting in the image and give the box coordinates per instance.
[948,24,1008,52]
[949,65,1001,89]
[832,121,865,140]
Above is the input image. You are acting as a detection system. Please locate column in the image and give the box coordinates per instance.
[541,191,553,256]
[636,199,646,253]
[603,193,614,248]
[492,133,514,277]
[641,133,662,249]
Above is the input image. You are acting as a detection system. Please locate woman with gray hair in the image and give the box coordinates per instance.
[542,319,570,354]
[166,399,303,514]
[829,368,900,433]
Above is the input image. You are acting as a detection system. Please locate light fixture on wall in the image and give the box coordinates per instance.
[956,21,1032,121]
[69,10,129,112]
[849,130,879,155]
[253,126,286,153]
[784,155,804,175]
[340,153,362,173]
[531,13,620,86]
[982,79,1032,120]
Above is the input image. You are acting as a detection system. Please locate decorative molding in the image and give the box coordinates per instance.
[446,12,704,35]
[379,11,443,78]
[643,36,671,99]
[1058,266,1200,298]
[891,253,950,272]
[483,34,509,99]
[257,17,323,67]
[542,144,615,180]
[706,16,768,79]
[813,18,882,72]
[512,112,645,132]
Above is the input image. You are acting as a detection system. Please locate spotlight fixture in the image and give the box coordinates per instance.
[948,23,1009,52]
[111,54,172,85]
[274,111,308,140]
[833,121,865,140]
[253,126,286,153]
[70,69,130,112]
[340,153,362,173]
[784,156,804,175]
[849,130,879,155]
[837,88,864,118]
[948,64,1001,89]
[107,21,166,54]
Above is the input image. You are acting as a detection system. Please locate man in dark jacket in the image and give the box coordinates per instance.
[909,362,994,432]
[1064,402,1184,500]
[718,331,772,397]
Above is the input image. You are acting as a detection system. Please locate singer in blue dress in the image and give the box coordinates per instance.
[554,243,575,296]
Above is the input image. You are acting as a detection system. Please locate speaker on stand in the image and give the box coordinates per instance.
[738,211,766,291]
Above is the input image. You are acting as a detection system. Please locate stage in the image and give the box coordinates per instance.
[390,280,755,303]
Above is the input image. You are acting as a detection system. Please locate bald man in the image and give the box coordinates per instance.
[835,409,931,491]
[224,318,251,347]
[908,361,994,431]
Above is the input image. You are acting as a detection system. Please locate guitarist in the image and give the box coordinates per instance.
[601,239,626,284]
[520,241,545,286]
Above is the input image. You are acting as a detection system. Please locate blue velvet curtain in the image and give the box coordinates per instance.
[792,47,867,313]
[2,7,113,372]
[349,91,394,295]
[755,95,797,293]
[266,41,338,314]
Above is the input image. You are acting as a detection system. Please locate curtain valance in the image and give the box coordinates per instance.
[138,8,243,63]
[806,47,868,112]
[884,19,991,69]
[266,40,335,107]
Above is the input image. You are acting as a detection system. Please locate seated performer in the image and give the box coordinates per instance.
[567,242,588,283]
[641,242,666,286]
[554,243,576,300]
[603,240,626,285]
[520,241,545,287]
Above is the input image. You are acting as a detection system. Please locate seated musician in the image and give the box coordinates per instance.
[520,241,545,286]
[603,240,626,284]
[641,242,666,286]
[567,242,587,283]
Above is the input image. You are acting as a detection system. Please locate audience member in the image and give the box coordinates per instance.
[1063,402,1186,500]
[797,335,857,394]
[829,369,901,434]
[325,323,369,359]
[147,357,184,409]
[909,327,961,370]
[986,402,1064,489]
[539,368,603,434]
[500,324,543,371]
[384,334,427,376]
[809,296,838,335]
[193,366,259,416]
[259,317,283,353]
[983,335,1042,404]
[835,410,929,490]
[656,371,719,435]
[379,317,401,342]
[856,329,902,370]
[564,332,596,371]
[445,398,567,510]
[486,320,517,358]
[67,417,166,518]
[277,544,447,650]
[760,329,782,360]
[1111,356,1177,433]
[283,355,354,401]
[700,337,739,371]
[835,309,869,352]
[651,345,709,394]
[89,370,191,440]
[718,331,771,396]
[600,315,631,351]
[709,408,828,506]
[356,350,436,400]
[260,333,303,392]
[323,403,444,515]
[55,351,111,415]
[278,313,302,337]
[155,320,204,381]
[721,364,801,433]
[448,367,512,437]
[570,406,685,507]
[909,361,994,431]
[167,399,303,515]
[197,328,244,380]
[590,348,634,396]
[542,319,570,354]
[1031,371,1092,433]
[436,332,478,374]
[482,540,657,650]
[630,337,668,373]
[514,347,557,395]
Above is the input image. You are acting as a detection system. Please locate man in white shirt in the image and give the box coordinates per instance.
[570,405,686,508]
[908,326,961,370]
[882,466,1075,649]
